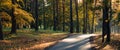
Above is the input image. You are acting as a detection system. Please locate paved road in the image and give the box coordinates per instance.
[47,34,97,50]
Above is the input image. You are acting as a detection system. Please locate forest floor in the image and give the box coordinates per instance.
[0,30,68,50]
[91,33,120,50]
[0,30,120,50]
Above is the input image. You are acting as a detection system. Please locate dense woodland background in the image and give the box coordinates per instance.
[0,0,120,50]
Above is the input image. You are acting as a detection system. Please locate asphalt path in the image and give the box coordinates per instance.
[47,34,97,50]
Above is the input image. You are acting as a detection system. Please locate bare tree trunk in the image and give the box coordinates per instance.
[70,0,74,33]
[91,0,97,33]
[10,0,17,34]
[0,18,3,40]
[56,0,59,30]
[74,0,79,33]
[24,0,27,10]
[30,0,35,29]
[43,1,46,30]
[35,0,39,31]
[62,0,65,31]
[83,0,87,34]
[102,0,111,43]
[53,0,57,31]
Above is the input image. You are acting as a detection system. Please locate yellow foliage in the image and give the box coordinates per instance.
[14,8,34,23]
[2,22,11,28]
[0,12,11,21]
[0,12,11,28]
[0,0,12,11]
[0,6,34,28]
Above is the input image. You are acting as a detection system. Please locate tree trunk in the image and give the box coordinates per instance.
[62,0,65,31]
[56,0,59,30]
[24,0,27,10]
[30,0,35,29]
[10,0,17,34]
[83,0,87,34]
[102,0,111,43]
[74,0,79,33]
[35,0,39,31]
[43,1,46,30]
[53,0,57,31]
[70,0,74,33]
[86,0,88,33]
[91,0,97,33]
[0,18,3,40]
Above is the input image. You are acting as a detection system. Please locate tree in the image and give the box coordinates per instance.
[70,0,74,33]
[0,0,34,29]
[56,0,59,30]
[30,0,36,29]
[74,0,79,33]
[62,0,65,31]
[53,0,57,31]
[0,17,3,40]
[53,0,59,31]
[43,0,46,30]
[10,0,17,34]
[102,0,111,42]
[23,0,27,10]
[35,0,39,31]
[91,0,97,33]
[23,0,30,12]
[83,0,87,34]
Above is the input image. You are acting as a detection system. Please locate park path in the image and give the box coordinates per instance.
[47,34,97,50]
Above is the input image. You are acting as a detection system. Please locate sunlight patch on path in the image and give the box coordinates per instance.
[102,45,114,50]
[26,42,56,50]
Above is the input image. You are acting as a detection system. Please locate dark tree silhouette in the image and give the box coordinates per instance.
[74,0,79,33]
[62,0,65,31]
[70,0,74,33]
[24,0,27,10]
[53,0,59,31]
[0,18,3,40]
[43,1,46,30]
[10,0,17,34]
[35,0,39,31]
[23,0,29,12]
[102,0,111,42]
[83,0,87,34]
[56,0,59,30]
[53,0,57,31]
[29,0,35,29]
[91,0,97,33]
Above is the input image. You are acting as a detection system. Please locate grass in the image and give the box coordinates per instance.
[92,33,120,50]
[0,29,68,50]
[3,28,68,33]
